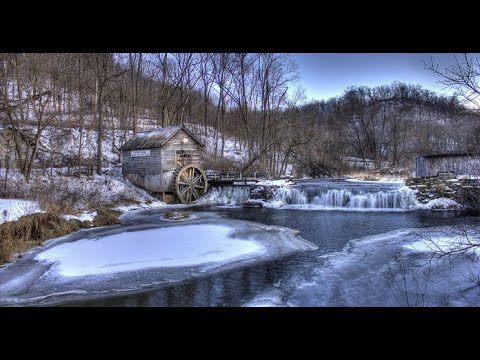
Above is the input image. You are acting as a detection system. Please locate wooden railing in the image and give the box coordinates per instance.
[206,171,268,181]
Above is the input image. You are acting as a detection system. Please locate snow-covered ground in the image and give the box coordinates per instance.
[255,179,293,186]
[63,211,97,223]
[115,200,166,213]
[0,167,165,215]
[39,126,127,165]
[0,213,317,306]
[417,197,461,210]
[344,178,405,183]
[0,199,42,224]
[187,123,247,162]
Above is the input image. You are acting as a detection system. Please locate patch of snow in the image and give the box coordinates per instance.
[186,123,248,162]
[115,200,166,213]
[404,234,480,253]
[256,200,287,209]
[63,211,97,223]
[418,197,461,210]
[0,199,42,224]
[344,178,405,183]
[233,181,258,186]
[34,224,266,277]
[39,127,127,165]
[255,179,292,187]
[457,175,480,180]
[379,178,405,183]
[2,167,164,214]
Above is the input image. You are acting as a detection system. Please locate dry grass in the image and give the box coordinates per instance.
[0,213,91,264]
[0,207,122,265]
[37,195,76,216]
[346,170,383,181]
[92,207,121,227]
[0,172,146,266]
[0,171,154,215]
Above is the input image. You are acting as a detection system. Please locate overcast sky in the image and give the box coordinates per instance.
[289,53,467,101]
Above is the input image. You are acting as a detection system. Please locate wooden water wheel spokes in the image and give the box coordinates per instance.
[175,165,208,204]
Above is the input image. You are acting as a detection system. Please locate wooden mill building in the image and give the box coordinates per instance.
[121,125,208,204]
[415,153,480,177]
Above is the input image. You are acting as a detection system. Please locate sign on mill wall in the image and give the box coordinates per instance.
[131,149,151,157]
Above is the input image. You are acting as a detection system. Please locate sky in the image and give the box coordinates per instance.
[290,53,466,102]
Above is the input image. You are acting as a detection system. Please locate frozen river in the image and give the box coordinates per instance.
[1,180,479,306]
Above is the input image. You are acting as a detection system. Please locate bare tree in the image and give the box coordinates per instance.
[0,53,58,182]
[419,53,480,304]
[85,53,126,175]
[198,53,214,136]
[128,53,143,133]
[425,54,480,117]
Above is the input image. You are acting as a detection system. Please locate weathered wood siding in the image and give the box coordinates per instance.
[415,157,427,177]
[416,155,480,177]
[123,147,162,174]
[160,129,202,171]
[122,147,165,191]
[122,129,203,193]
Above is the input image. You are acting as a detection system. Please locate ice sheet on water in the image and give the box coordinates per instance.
[242,288,286,307]
[35,225,265,277]
[245,227,480,307]
[0,217,317,306]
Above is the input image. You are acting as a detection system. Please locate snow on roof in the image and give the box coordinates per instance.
[121,125,204,151]
[416,152,478,159]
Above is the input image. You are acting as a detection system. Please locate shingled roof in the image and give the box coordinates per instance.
[121,125,204,151]
[415,152,476,159]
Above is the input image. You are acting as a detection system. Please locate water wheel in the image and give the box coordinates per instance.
[175,164,208,204]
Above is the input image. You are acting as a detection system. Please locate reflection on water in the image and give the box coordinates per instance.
[61,207,477,307]
[62,259,287,307]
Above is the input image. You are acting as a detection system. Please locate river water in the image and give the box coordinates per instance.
[54,180,479,307]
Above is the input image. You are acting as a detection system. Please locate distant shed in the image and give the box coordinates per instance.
[121,125,208,203]
[415,153,480,177]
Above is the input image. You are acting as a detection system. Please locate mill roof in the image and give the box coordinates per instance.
[121,125,204,151]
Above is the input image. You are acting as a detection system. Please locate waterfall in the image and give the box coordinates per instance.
[199,186,252,206]
[201,181,418,210]
[273,186,417,209]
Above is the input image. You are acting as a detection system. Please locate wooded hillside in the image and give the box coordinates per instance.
[0,53,474,180]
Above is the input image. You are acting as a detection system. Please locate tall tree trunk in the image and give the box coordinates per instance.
[95,78,103,175]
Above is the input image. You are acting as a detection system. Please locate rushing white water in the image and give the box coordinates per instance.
[273,186,418,209]
[203,181,418,210]
[199,186,252,206]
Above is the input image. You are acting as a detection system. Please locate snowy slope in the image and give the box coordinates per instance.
[186,123,248,162]
[0,199,42,224]
[39,126,130,164]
